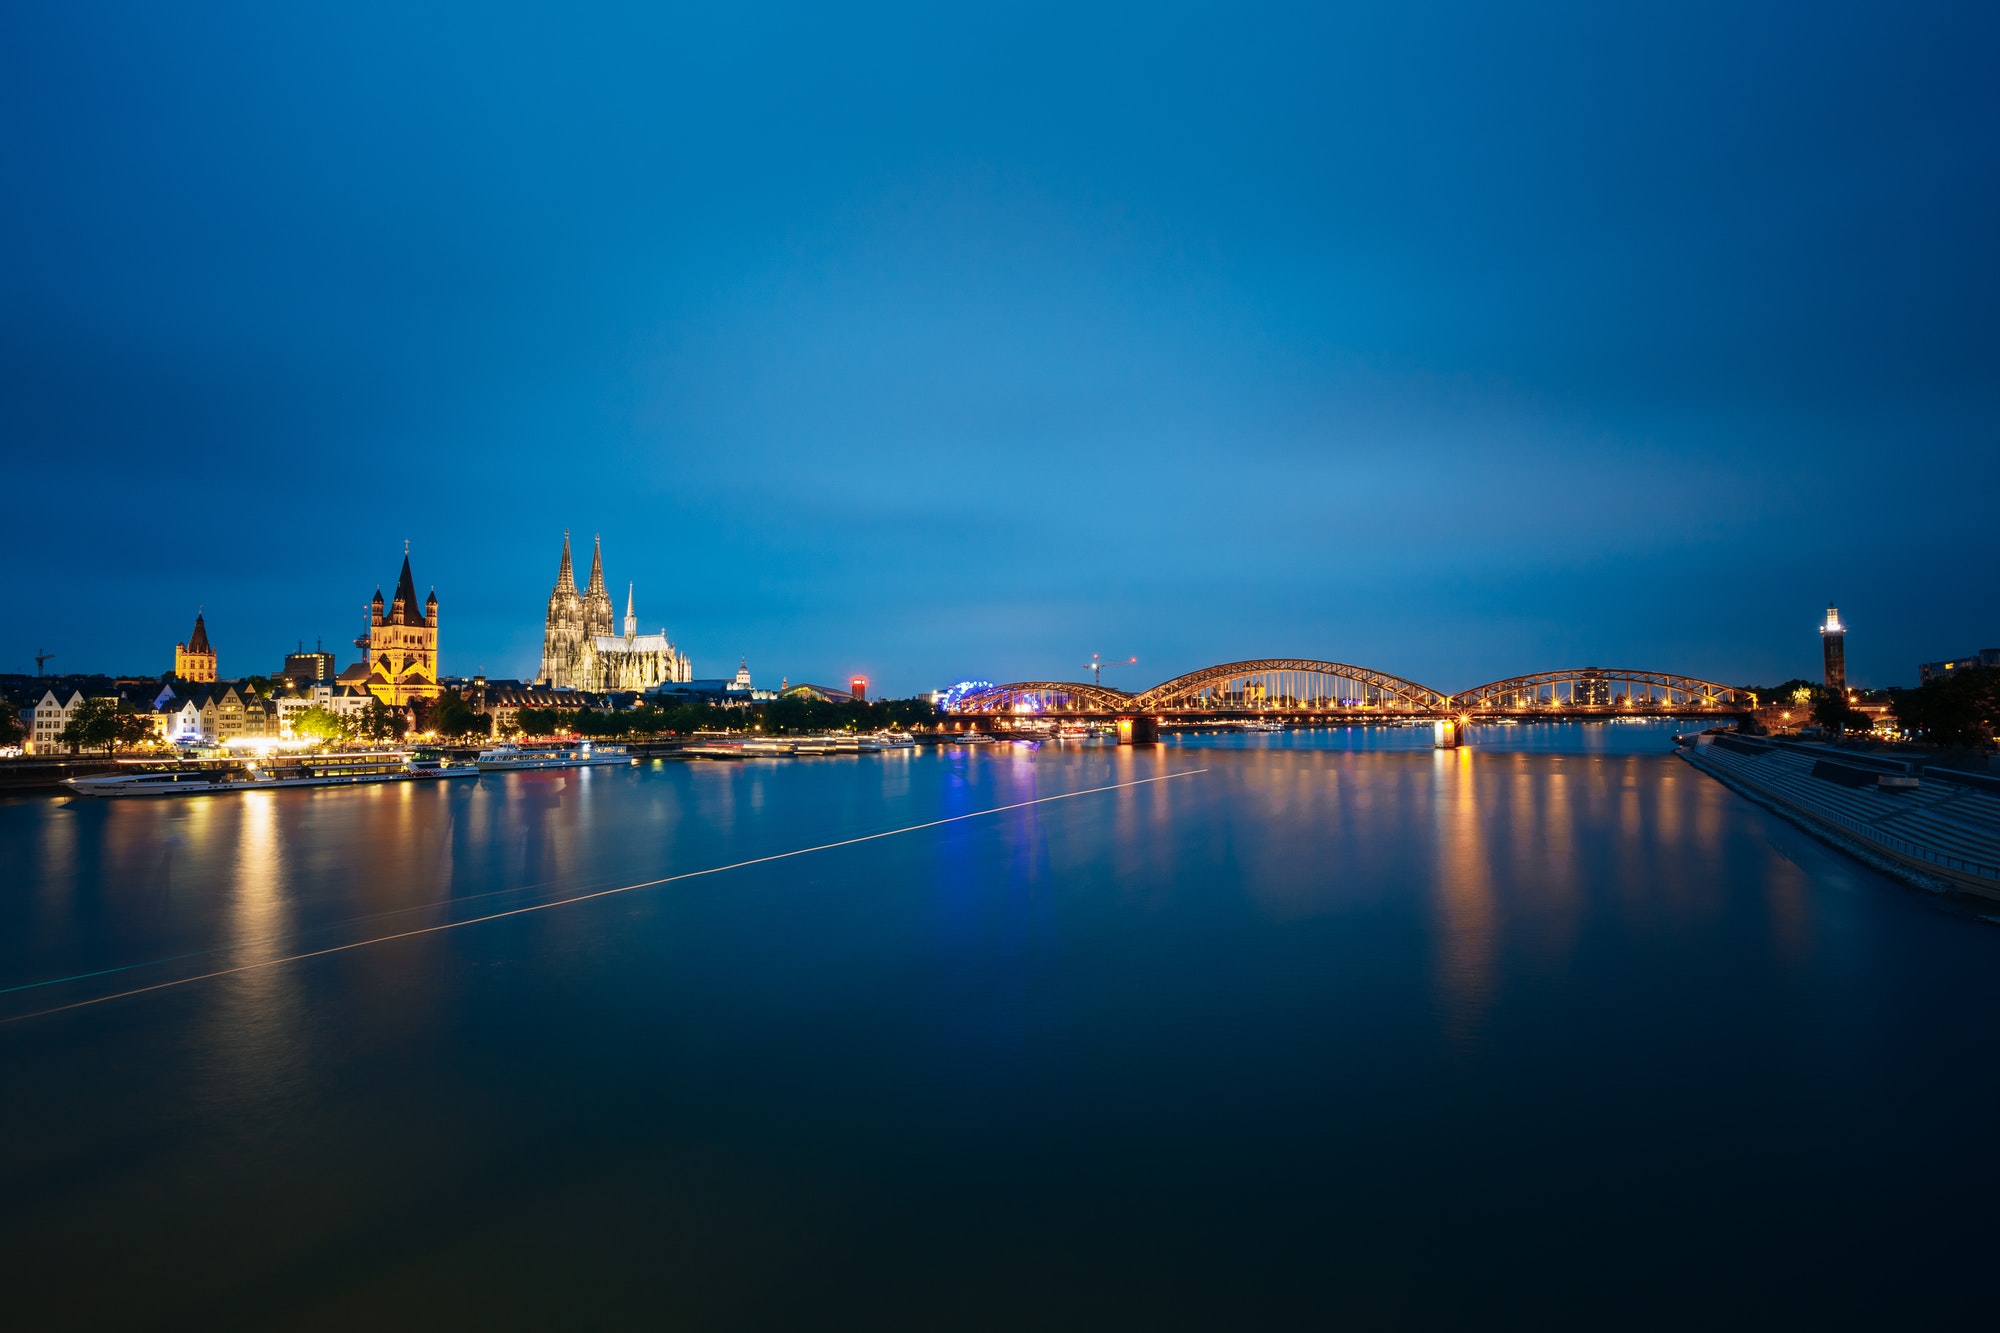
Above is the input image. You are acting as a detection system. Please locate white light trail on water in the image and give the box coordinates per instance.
[2,768,1208,1026]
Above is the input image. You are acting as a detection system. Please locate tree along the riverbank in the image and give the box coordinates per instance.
[1810,689,1873,739]
[357,700,409,742]
[512,695,941,739]
[428,690,492,739]
[516,702,750,738]
[56,698,155,754]
[758,696,939,735]
[1738,679,1821,708]
[1890,668,2000,749]
[290,706,353,743]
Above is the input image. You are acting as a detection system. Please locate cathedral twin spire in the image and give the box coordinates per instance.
[584,534,614,637]
[539,529,690,688]
[546,529,609,634]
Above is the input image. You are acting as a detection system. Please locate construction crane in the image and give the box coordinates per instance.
[34,649,55,676]
[1084,654,1138,688]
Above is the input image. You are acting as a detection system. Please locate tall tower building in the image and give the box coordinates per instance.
[174,611,217,682]
[362,550,441,704]
[584,534,615,639]
[1820,603,1847,691]
[538,530,588,686]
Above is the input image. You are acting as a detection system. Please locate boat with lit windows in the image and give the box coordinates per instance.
[402,749,483,779]
[63,750,477,797]
[473,741,632,771]
[62,769,235,797]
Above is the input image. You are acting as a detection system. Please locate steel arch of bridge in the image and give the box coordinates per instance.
[1134,659,1450,713]
[951,681,1137,714]
[1450,668,1752,713]
[944,662,1757,717]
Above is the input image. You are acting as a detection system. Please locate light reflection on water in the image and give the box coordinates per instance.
[3,722,1998,1326]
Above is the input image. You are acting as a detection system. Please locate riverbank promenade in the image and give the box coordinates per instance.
[1681,735,2000,899]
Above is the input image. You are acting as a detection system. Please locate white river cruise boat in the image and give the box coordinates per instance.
[64,751,478,798]
[474,741,633,772]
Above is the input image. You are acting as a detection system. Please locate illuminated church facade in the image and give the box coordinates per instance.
[537,532,691,691]
[360,551,442,705]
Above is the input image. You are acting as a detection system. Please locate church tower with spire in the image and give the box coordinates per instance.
[362,546,441,704]
[538,530,588,686]
[174,611,217,682]
[584,534,616,639]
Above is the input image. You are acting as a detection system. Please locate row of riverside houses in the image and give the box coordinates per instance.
[8,660,797,754]
[7,551,452,753]
[12,675,659,754]
[15,678,383,753]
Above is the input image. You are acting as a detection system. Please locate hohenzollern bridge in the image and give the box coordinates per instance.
[947,661,1755,743]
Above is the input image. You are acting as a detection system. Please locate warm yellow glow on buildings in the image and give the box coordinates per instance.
[174,611,217,682]
[362,552,442,705]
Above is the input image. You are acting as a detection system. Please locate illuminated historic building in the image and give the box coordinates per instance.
[1820,603,1847,691]
[537,532,691,691]
[174,612,217,682]
[361,552,441,705]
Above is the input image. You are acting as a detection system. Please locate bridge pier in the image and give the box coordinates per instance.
[1117,715,1158,745]
[1432,717,1468,749]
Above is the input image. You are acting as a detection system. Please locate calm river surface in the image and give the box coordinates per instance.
[3,723,1997,1327]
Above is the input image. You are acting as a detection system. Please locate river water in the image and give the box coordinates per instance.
[2,724,1995,1327]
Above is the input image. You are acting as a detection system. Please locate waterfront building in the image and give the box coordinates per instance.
[174,612,217,682]
[451,678,632,734]
[649,661,777,706]
[1820,603,1847,690]
[536,532,692,691]
[273,683,374,736]
[28,690,86,753]
[361,552,442,705]
[782,682,856,704]
[164,683,273,745]
[650,679,741,705]
[849,676,868,703]
[1919,648,2000,684]
[159,694,204,744]
[282,641,336,685]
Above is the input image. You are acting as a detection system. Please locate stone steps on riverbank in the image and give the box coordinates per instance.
[1681,737,2000,897]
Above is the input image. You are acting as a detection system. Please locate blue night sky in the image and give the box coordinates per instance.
[4,3,1995,695]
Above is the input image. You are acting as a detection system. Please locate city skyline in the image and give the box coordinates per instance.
[7,9,2000,1325]
[6,557,1957,698]
[7,538,1975,696]
[5,5,1996,693]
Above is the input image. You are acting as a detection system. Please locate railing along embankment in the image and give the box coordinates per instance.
[1679,734,2000,899]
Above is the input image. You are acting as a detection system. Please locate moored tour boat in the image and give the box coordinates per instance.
[474,741,632,772]
[64,750,478,797]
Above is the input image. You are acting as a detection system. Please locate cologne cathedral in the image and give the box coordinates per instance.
[537,532,692,691]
